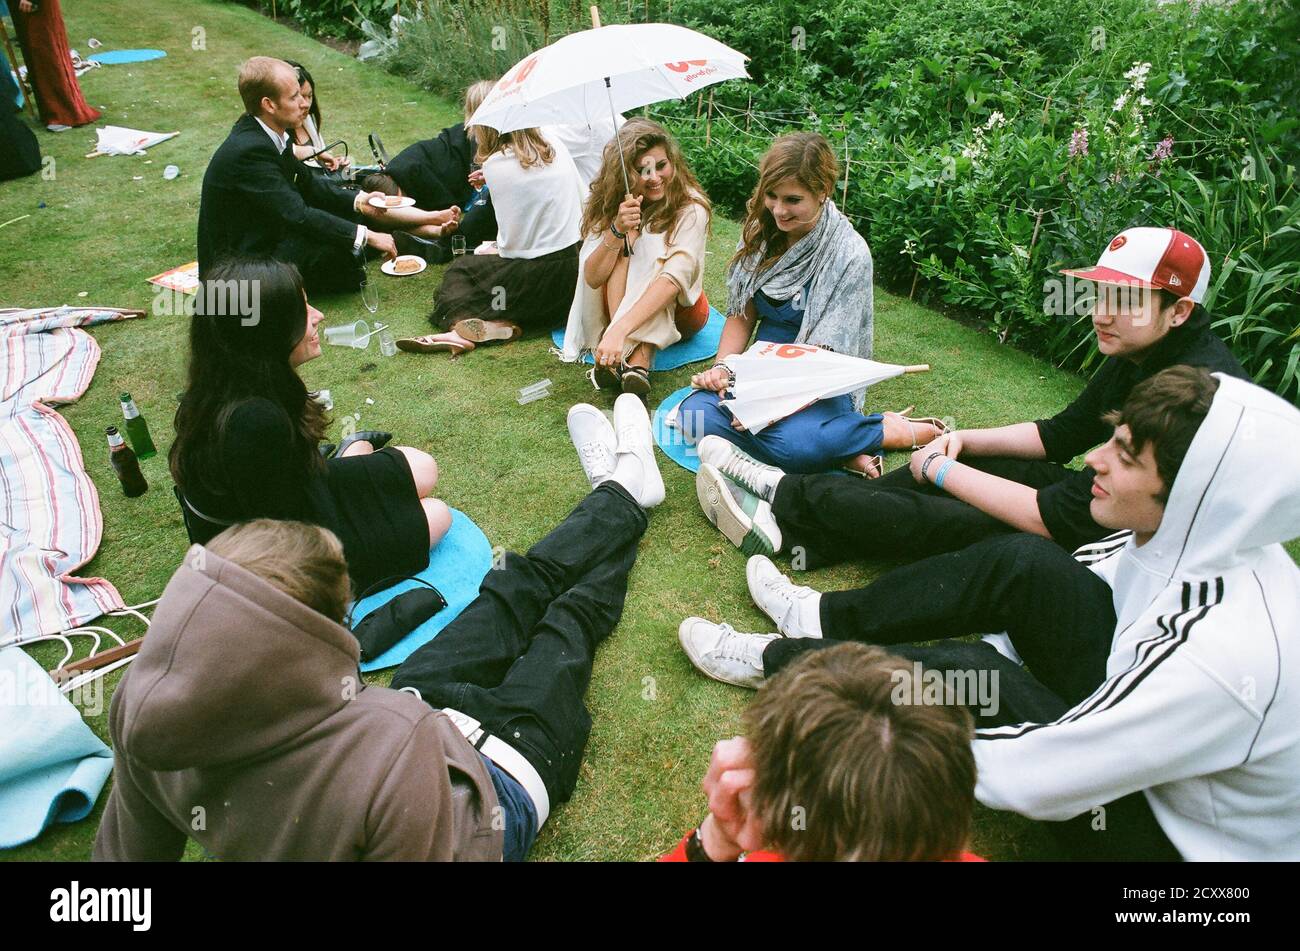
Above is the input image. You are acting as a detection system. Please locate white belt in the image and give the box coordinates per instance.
[439,706,551,828]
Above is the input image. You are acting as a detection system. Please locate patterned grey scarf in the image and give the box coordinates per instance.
[726,200,874,408]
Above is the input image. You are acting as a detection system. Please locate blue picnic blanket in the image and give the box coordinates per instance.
[0,647,114,849]
[352,508,493,672]
[652,385,703,473]
[551,305,724,371]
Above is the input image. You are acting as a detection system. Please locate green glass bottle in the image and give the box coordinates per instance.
[119,392,157,460]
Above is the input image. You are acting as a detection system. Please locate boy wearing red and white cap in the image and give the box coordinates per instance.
[695,226,1248,572]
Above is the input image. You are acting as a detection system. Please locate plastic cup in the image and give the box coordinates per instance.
[378,330,397,357]
[323,320,371,349]
[163,165,180,180]
[315,389,333,411]
[451,235,467,256]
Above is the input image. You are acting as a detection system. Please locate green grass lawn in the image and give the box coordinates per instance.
[4,0,1291,863]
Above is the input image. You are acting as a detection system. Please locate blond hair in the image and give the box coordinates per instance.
[581,118,711,244]
[238,56,293,117]
[745,643,976,861]
[733,132,839,273]
[472,126,554,169]
[462,79,495,124]
[205,519,351,624]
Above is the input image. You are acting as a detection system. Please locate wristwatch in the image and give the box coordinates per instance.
[685,825,715,862]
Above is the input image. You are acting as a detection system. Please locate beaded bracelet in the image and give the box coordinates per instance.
[919,451,945,482]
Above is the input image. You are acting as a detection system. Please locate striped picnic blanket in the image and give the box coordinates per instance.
[0,306,143,645]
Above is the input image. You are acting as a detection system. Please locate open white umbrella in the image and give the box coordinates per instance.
[468,16,748,199]
[718,342,930,434]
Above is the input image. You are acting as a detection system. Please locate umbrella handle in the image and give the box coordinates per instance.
[902,364,931,373]
[590,5,601,28]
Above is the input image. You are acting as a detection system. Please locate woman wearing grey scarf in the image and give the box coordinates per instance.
[680,132,943,480]
[726,197,874,408]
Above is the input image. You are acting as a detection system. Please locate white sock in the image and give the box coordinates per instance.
[801,591,824,638]
[610,452,644,504]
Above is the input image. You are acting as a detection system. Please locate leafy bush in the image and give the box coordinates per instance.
[662,0,1300,397]
[378,0,1299,397]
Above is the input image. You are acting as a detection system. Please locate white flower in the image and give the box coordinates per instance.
[984,110,1006,130]
[1113,92,1130,112]
[901,238,918,256]
[1124,61,1152,91]
[1139,95,1153,107]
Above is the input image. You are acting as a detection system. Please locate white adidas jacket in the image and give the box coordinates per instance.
[974,374,1300,860]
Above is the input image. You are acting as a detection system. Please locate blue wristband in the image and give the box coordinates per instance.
[932,458,957,489]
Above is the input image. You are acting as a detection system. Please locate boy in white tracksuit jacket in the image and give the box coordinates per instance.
[975,371,1300,860]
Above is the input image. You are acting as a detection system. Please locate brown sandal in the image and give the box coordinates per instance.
[451,318,523,344]
[396,333,474,355]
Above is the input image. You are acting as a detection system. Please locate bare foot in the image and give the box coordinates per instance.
[844,453,883,478]
[880,412,946,450]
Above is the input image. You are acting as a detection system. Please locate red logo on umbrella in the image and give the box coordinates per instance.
[1109,235,1127,252]
[665,60,708,72]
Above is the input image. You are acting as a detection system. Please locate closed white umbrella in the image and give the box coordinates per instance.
[718,342,930,434]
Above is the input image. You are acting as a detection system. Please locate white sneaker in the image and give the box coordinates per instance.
[696,464,781,555]
[567,403,617,489]
[696,435,785,502]
[678,617,780,689]
[612,393,665,508]
[746,555,823,638]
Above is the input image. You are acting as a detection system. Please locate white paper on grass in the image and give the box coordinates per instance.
[94,126,178,155]
[719,342,910,434]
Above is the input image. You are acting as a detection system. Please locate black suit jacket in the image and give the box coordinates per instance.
[197,114,359,275]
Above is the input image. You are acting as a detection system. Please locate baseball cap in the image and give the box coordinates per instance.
[1062,227,1210,304]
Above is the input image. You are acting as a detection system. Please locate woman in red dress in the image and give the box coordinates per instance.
[11,0,100,129]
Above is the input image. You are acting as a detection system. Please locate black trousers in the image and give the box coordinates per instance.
[391,482,646,807]
[770,456,1073,568]
[763,533,1182,861]
[277,235,365,295]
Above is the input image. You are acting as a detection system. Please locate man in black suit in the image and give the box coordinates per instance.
[197,56,397,293]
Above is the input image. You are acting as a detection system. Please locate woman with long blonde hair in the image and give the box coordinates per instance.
[559,118,712,397]
[683,133,944,535]
[396,114,585,354]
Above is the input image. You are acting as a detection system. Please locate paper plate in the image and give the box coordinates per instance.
[381,255,427,277]
[369,195,415,209]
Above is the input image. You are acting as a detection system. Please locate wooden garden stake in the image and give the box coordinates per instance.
[840,124,850,205]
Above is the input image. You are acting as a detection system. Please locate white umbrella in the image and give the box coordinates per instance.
[718,342,930,434]
[468,18,748,199]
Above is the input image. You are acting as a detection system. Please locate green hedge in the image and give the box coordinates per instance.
[378,0,1299,397]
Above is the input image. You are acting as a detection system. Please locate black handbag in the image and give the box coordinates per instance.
[347,575,447,663]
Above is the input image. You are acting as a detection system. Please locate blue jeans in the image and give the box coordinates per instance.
[482,755,539,862]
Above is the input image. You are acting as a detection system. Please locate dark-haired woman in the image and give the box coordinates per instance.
[284,60,350,174]
[170,256,450,592]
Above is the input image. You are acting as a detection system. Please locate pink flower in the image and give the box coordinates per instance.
[1148,135,1174,162]
[1069,126,1089,158]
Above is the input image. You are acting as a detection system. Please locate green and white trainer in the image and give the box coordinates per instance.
[696,463,782,556]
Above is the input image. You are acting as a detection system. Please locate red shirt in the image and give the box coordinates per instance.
[659,831,986,863]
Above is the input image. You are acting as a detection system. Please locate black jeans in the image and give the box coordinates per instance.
[770,456,1074,568]
[762,533,1181,861]
[391,482,646,808]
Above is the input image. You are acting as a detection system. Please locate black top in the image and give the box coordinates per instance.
[384,123,474,212]
[184,398,317,526]
[197,114,360,275]
[1033,309,1248,551]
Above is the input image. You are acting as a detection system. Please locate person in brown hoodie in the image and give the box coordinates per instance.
[94,394,663,862]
